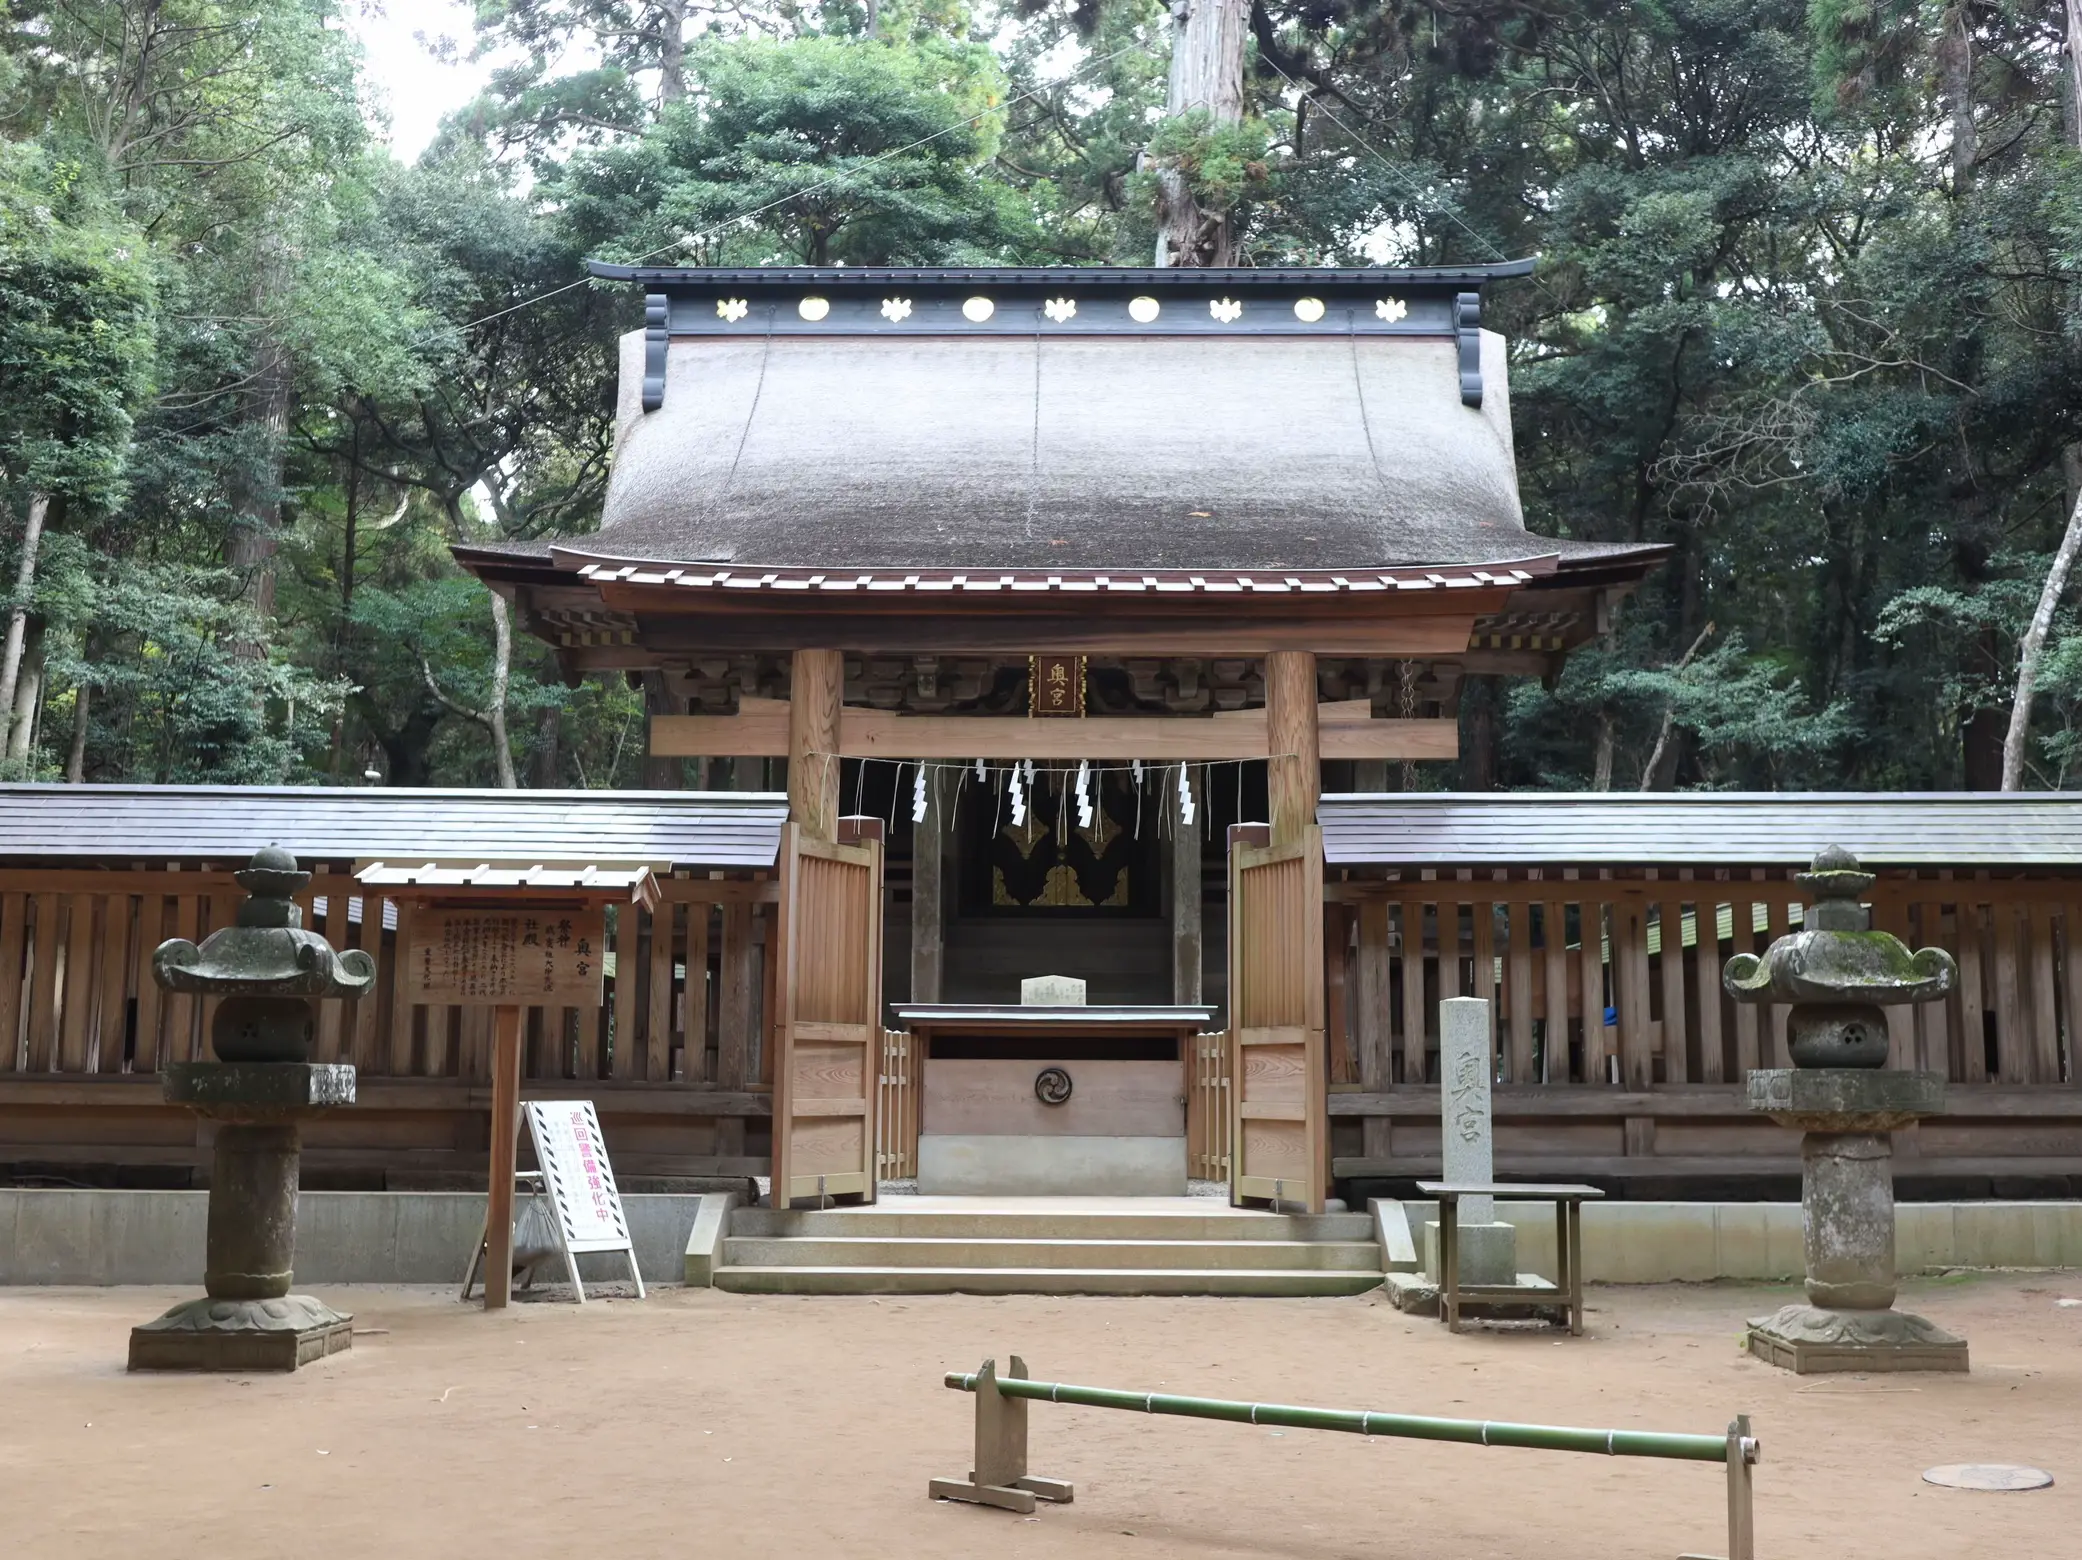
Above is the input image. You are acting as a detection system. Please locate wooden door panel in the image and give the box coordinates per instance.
[773,825,884,1207]
[1228,827,1327,1210]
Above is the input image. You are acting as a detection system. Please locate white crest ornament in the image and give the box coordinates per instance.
[798,296,830,322]
[1375,297,1408,322]
[880,297,912,322]
[1293,297,1325,323]
[1128,295,1160,324]
[962,296,995,322]
[1209,298,1243,323]
[1044,297,1076,323]
[716,298,749,323]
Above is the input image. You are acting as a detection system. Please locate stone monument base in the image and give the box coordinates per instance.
[1384,1270,1562,1321]
[1745,1303,1968,1375]
[128,1294,353,1373]
[1422,1220,1518,1286]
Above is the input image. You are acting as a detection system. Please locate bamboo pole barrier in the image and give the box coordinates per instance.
[932,1357,1759,1559]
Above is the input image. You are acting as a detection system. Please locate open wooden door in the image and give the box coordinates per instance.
[772,820,884,1207]
[1227,824,1327,1211]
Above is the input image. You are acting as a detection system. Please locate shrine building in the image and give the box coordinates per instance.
[456,263,1667,1211]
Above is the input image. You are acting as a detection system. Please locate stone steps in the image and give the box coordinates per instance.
[728,1207,1374,1242]
[711,1200,1386,1296]
[713,1265,1385,1296]
[722,1235,1385,1271]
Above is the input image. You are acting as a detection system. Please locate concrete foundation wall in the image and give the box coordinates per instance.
[4,1190,2078,1287]
[1391,1199,2082,1283]
[0,1190,704,1287]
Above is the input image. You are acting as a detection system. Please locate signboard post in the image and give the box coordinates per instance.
[460,1101,643,1303]
[356,862,657,1311]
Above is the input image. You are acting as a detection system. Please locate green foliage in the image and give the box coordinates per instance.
[1130,111,1272,219]
[1,0,2079,797]
[0,141,155,511]
[558,35,1019,265]
[54,556,347,783]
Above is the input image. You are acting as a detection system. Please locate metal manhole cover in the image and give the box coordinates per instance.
[1921,1464,2054,1491]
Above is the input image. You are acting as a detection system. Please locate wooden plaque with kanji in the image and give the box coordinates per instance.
[1029,653,1086,717]
[406,905,607,1006]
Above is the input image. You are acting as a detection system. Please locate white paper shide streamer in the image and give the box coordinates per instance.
[1178,764,1196,828]
[911,764,928,823]
[1074,760,1094,830]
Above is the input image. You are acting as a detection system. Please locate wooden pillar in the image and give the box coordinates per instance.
[483,1003,522,1310]
[1172,796,1203,1004]
[1356,899,1392,1158]
[789,648,842,842]
[716,900,755,1159]
[910,788,945,1003]
[1265,650,1319,847]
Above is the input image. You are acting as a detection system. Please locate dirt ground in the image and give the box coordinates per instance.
[1,1275,2076,1560]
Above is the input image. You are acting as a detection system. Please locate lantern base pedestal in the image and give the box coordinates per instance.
[128,1294,353,1373]
[1745,1303,1967,1375]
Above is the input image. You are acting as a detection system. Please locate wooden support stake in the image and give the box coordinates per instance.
[1579,902,1608,1084]
[1695,903,1724,1085]
[1659,899,1689,1085]
[1540,901,1567,1084]
[483,1002,523,1310]
[929,1357,1075,1514]
[1400,903,1428,1085]
[1505,901,1534,1085]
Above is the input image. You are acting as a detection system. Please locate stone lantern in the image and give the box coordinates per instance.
[128,846,377,1372]
[1725,845,1968,1372]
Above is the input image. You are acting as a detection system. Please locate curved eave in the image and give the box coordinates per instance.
[554,550,1561,599]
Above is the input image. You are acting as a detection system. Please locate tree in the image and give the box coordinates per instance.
[555,35,1018,266]
[0,143,155,759]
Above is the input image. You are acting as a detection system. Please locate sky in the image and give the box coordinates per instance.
[346,1,491,161]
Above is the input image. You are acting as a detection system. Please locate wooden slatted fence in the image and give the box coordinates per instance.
[0,868,780,1183]
[1329,874,2082,1091]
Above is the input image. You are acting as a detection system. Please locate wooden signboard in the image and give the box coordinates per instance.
[405,906,606,1006]
[357,862,658,1313]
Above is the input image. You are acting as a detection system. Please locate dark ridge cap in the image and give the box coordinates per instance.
[584,259,1539,288]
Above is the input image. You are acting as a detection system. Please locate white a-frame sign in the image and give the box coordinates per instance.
[464,1099,645,1303]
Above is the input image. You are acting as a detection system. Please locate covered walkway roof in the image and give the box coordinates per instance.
[1319,792,2082,869]
[0,785,788,871]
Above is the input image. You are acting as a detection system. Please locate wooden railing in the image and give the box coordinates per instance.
[877,1027,921,1180]
[1325,872,2082,1091]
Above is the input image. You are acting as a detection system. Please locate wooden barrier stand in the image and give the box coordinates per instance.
[933,1358,1759,1560]
[357,862,660,1310]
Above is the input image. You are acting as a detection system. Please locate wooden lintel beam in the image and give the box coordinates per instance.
[651,699,1458,762]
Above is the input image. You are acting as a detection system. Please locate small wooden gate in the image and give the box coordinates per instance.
[1185,1030,1231,1182]
[772,822,884,1207]
[1227,824,1327,1211]
[877,1027,921,1180]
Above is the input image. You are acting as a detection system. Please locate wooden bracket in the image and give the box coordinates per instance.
[928,1357,1075,1515]
[1678,1414,1758,1560]
[1454,291,1484,407]
[641,293,669,412]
